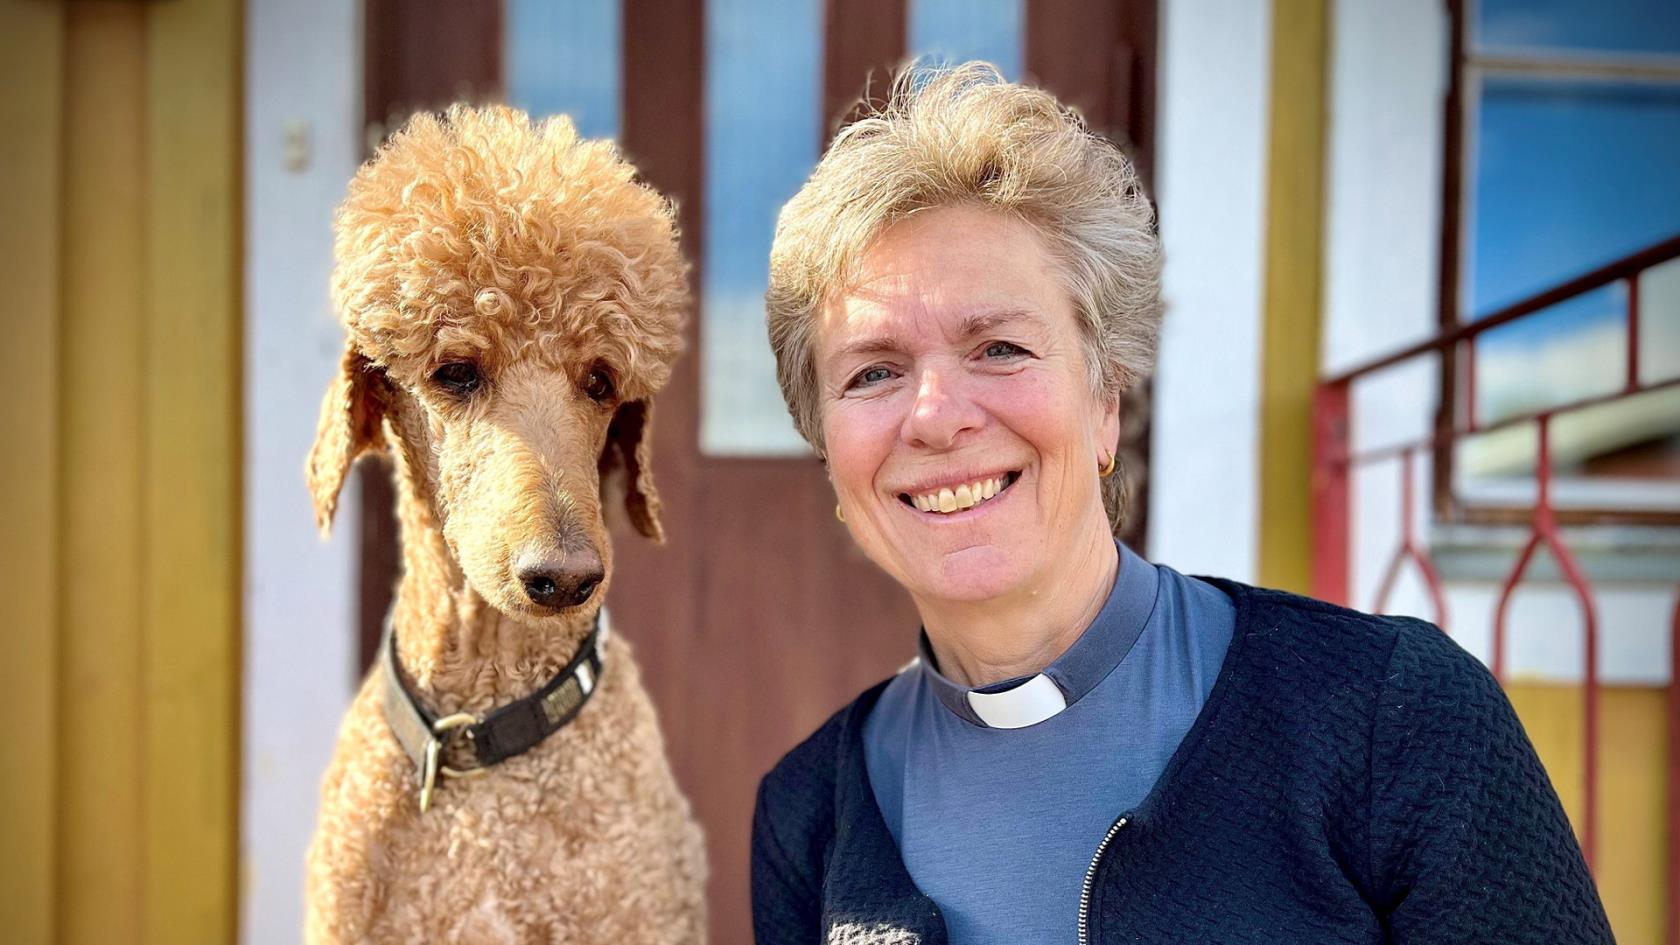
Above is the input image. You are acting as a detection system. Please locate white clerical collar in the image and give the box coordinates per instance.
[964,673,1067,728]
[915,541,1160,729]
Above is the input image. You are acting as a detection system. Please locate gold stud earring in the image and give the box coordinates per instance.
[835,503,846,523]
[1099,453,1118,478]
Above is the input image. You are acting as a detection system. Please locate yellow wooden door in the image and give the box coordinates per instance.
[0,1,242,942]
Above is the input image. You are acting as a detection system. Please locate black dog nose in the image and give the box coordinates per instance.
[515,547,604,611]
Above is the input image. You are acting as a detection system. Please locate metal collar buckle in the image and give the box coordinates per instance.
[418,712,487,813]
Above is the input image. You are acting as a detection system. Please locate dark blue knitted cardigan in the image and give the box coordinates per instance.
[751,579,1613,944]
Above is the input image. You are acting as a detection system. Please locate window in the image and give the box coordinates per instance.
[1444,0,1680,521]
[697,0,1025,456]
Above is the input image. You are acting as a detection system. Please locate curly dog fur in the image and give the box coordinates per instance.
[304,105,705,944]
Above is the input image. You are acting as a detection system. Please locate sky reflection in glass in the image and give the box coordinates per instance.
[700,0,822,455]
[505,0,621,141]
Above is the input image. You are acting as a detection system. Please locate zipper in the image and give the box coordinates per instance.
[1077,814,1129,945]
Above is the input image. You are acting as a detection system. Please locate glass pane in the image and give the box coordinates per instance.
[505,0,621,140]
[1468,77,1680,316]
[1461,246,1680,499]
[1475,0,1680,57]
[908,0,1024,78]
[1456,387,1680,504]
[700,0,822,455]
[1475,286,1626,425]
[1642,255,1680,382]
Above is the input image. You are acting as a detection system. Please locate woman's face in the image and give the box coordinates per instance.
[816,205,1119,606]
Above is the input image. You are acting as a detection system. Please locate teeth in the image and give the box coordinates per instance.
[911,475,1010,515]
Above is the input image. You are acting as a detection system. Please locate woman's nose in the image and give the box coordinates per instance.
[901,367,982,449]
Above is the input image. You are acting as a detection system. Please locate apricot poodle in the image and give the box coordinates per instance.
[304,105,704,944]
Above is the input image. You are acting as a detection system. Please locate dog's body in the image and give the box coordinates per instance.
[304,106,704,944]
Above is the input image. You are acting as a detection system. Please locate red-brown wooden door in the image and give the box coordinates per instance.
[358,4,1157,942]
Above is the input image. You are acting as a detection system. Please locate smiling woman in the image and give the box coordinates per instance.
[817,207,1123,673]
[749,63,1612,945]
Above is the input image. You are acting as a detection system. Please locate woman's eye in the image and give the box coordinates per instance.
[431,361,482,396]
[584,366,616,402]
[851,366,894,389]
[984,341,1025,358]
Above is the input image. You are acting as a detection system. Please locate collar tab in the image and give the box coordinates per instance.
[965,674,1067,728]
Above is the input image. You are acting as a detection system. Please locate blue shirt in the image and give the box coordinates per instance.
[861,542,1235,944]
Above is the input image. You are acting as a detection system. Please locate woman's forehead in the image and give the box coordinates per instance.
[818,266,1070,357]
[859,205,1050,275]
[812,206,1075,364]
[822,302,1052,357]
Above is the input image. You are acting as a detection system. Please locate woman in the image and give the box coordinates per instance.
[752,64,1610,944]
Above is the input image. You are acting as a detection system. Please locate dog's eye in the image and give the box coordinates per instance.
[431,361,482,396]
[584,366,616,403]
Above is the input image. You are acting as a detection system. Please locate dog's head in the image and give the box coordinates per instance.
[307,105,686,619]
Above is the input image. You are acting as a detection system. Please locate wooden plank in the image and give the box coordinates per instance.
[1258,0,1329,594]
[356,0,506,675]
[142,0,243,941]
[0,2,64,942]
[692,460,919,945]
[58,6,147,942]
[617,0,705,745]
[823,0,905,137]
[363,0,502,133]
[618,0,712,934]
[1026,0,1158,189]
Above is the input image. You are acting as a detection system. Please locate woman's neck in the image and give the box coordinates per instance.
[916,521,1120,688]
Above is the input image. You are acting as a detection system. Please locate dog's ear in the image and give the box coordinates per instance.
[306,347,388,536]
[600,399,664,543]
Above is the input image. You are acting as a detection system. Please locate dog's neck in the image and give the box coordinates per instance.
[385,455,599,718]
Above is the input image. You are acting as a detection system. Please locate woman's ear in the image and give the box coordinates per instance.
[1100,389,1123,459]
[599,399,664,543]
[306,346,388,536]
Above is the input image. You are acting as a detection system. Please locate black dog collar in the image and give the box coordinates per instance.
[378,608,607,812]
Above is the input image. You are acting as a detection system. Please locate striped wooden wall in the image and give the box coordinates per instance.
[1,2,64,941]
[0,1,242,942]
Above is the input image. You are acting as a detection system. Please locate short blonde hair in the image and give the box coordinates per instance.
[765,62,1161,525]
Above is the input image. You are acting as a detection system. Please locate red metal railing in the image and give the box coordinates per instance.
[1370,448,1448,630]
[1311,234,1680,896]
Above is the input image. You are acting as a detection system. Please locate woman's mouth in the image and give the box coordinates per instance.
[898,471,1020,515]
